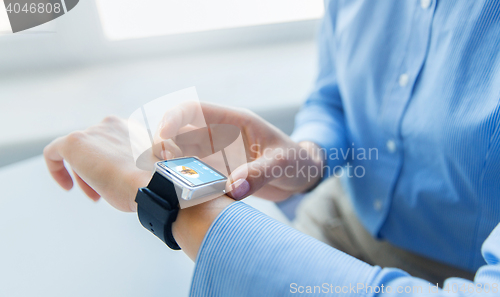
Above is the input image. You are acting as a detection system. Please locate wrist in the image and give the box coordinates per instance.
[127,170,152,212]
[295,141,325,192]
[172,195,234,260]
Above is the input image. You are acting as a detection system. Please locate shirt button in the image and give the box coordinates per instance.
[374,199,383,211]
[398,73,409,87]
[420,0,431,9]
[386,139,397,153]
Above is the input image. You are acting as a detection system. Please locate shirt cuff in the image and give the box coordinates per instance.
[190,201,380,296]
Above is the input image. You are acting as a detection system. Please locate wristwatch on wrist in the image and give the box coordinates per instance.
[135,157,227,250]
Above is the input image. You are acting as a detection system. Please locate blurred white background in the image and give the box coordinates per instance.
[0,0,322,166]
[96,0,323,39]
[0,0,321,296]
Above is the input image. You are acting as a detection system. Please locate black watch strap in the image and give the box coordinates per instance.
[135,172,181,250]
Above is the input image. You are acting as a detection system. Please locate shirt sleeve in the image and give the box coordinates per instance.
[190,201,381,296]
[372,223,500,297]
[291,0,349,174]
[190,202,500,297]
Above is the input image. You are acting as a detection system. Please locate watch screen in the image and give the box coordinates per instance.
[160,157,226,186]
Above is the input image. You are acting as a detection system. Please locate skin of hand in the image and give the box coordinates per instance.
[154,101,325,202]
[43,115,233,260]
[43,116,152,212]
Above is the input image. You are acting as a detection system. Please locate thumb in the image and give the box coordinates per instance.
[226,154,286,200]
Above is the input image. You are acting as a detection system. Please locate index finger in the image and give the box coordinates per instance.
[158,101,206,140]
[43,137,74,191]
[159,101,248,140]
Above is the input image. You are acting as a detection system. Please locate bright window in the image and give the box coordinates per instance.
[95,0,324,40]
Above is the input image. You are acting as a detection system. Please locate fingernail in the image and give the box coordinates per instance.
[159,120,168,138]
[229,179,250,200]
[161,150,173,160]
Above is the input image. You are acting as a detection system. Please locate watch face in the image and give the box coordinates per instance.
[159,157,226,187]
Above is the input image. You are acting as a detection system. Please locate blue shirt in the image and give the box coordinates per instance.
[291,0,500,272]
[189,0,500,295]
[191,202,500,296]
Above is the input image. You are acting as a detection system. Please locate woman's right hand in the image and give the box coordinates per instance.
[153,101,325,202]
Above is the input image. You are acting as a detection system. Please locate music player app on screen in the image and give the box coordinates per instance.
[162,158,225,186]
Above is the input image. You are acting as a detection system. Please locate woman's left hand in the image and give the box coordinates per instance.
[43,116,153,212]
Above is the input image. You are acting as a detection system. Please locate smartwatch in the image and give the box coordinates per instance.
[135,157,228,250]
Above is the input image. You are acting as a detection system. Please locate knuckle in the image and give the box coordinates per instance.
[273,155,288,167]
[244,109,257,118]
[42,145,51,156]
[236,107,252,116]
[186,100,200,108]
[66,131,85,143]
[242,107,259,120]
[180,100,199,113]
[102,115,120,123]
[237,108,258,125]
